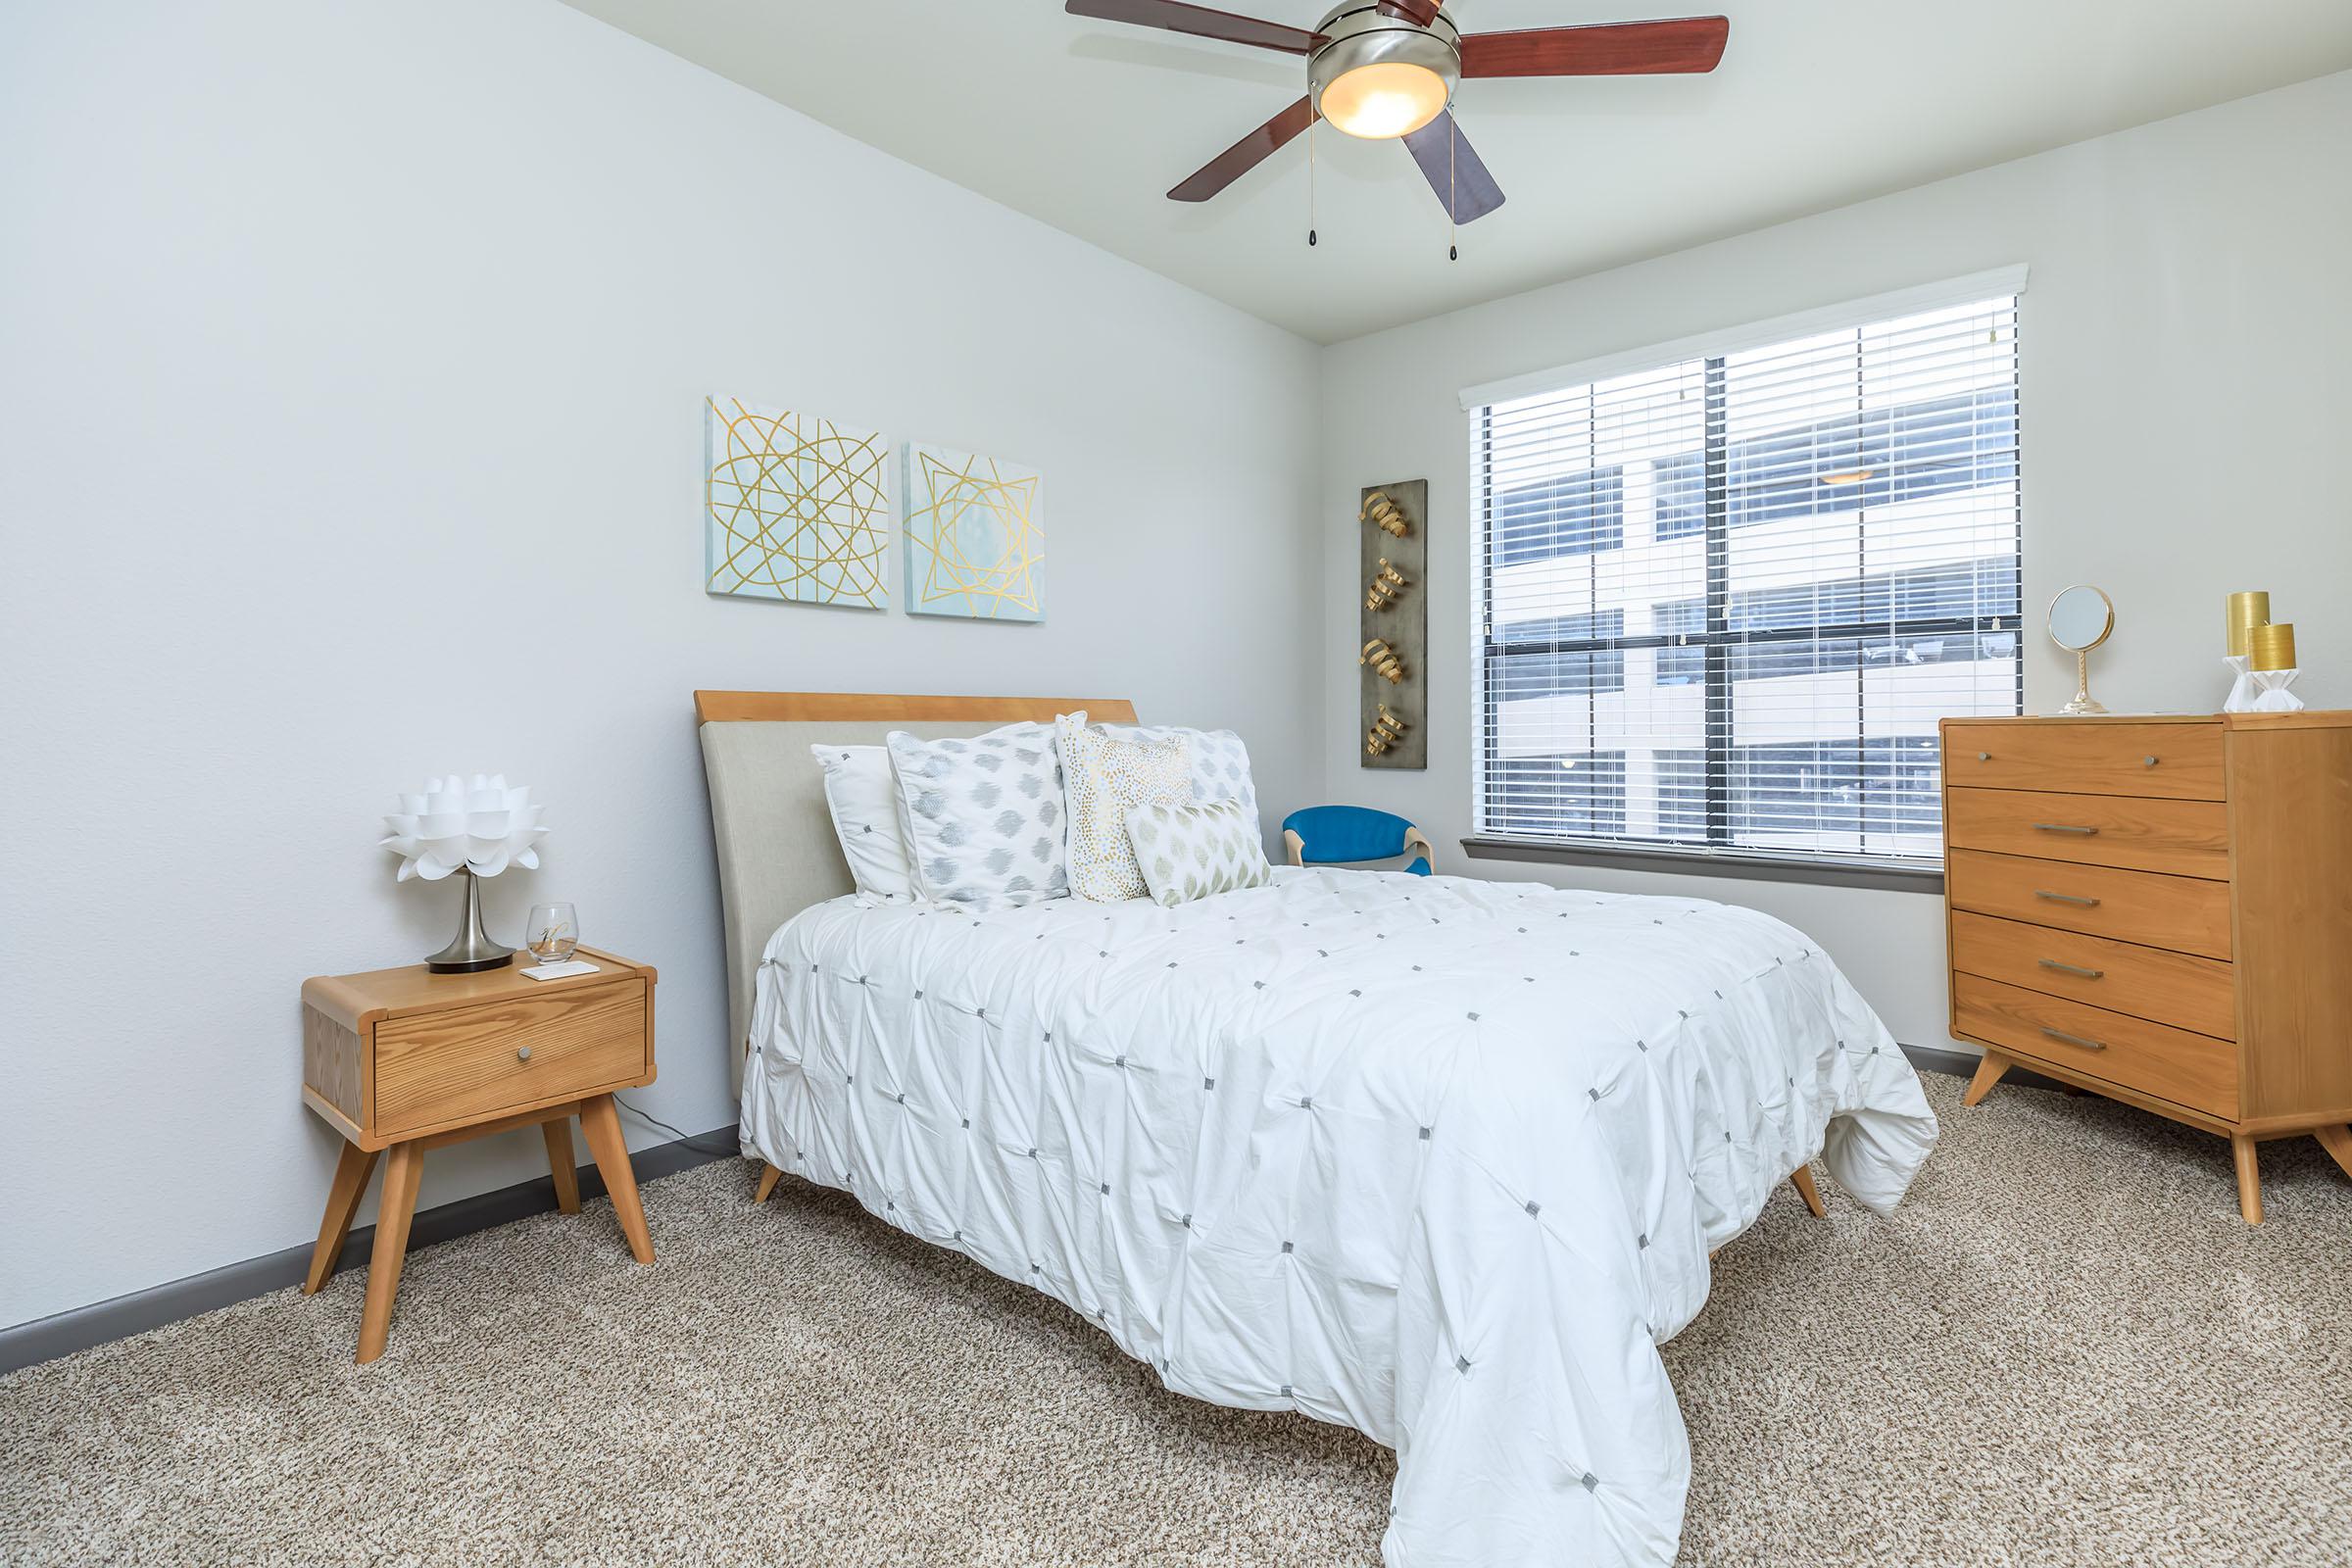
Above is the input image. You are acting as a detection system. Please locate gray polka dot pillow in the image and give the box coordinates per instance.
[885,715,1078,912]
[1122,798,1273,908]
[1098,724,1259,844]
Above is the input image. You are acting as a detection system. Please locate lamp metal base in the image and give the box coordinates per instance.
[425,868,514,973]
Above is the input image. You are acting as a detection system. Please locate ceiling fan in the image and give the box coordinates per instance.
[1065,1,1729,231]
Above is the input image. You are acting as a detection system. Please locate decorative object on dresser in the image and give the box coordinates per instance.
[1940,712,2352,1223]
[704,395,890,609]
[903,442,1044,621]
[299,948,659,1361]
[2223,589,2306,713]
[2045,584,2114,715]
[1358,479,1427,768]
[380,774,549,972]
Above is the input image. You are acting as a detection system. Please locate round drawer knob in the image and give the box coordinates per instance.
[2143,756,2158,766]
[1977,752,1989,761]
[515,1047,532,1062]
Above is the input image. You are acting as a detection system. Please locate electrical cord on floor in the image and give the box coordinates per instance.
[613,1094,739,1158]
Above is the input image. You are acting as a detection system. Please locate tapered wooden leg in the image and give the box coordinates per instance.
[356,1141,423,1363]
[579,1094,654,1264]
[2315,1124,2352,1184]
[753,1162,783,1204]
[1962,1052,2012,1107]
[2230,1135,2263,1225]
[304,1142,379,1295]
[1789,1165,1827,1218]
[542,1117,581,1215]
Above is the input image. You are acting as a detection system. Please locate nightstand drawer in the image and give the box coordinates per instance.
[1949,911,2236,1040]
[374,980,648,1136]
[1954,972,2238,1118]
[1942,721,2223,800]
[1946,849,2233,959]
[1945,787,2230,879]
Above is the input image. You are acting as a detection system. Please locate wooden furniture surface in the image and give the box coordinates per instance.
[693,691,1137,724]
[300,946,658,1361]
[1941,712,2352,1223]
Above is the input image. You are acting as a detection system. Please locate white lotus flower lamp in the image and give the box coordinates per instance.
[381,774,549,972]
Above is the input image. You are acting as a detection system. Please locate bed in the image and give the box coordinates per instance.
[698,691,1939,1568]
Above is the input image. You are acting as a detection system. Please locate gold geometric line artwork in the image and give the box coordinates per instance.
[704,395,890,608]
[904,443,1045,622]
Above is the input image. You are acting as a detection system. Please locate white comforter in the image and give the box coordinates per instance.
[740,867,1936,1566]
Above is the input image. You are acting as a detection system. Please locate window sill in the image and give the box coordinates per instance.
[1459,835,1944,893]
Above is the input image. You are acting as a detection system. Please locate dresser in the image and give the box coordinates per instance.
[1940,712,2352,1223]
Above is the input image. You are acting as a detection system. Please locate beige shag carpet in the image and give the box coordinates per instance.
[6,1070,2351,1567]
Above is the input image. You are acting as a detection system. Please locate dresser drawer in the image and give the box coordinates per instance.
[1942,721,2223,800]
[1946,849,2233,959]
[1954,973,2238,1118]
[1944,787,2230,879]
[374,980,649,1136]
[1949,910,2236,1039]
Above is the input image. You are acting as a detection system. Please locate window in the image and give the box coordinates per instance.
[1470,278,2023,869]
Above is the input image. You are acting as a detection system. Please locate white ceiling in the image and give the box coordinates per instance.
[560,1,2352,342]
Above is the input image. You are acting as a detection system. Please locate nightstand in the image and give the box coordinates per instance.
[299,946,658,1361]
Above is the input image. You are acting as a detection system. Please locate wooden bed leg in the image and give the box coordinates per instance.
[1962,1052,2012,1107]
[2231,1136,2263,1225]
[2315,1124,2352,1184]
[1789,1165,1827,1219]
[753,1161,783,1205]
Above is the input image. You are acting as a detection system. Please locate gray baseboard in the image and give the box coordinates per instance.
[1901,1041,2067,1094]
[0,1123,738,1377]
[0,1046,2025,1377]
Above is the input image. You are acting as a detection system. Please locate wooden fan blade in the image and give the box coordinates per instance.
[1459,16,1729,77]
[1169,96,1314,202]
[1401,111,1504,223]
[1377,0,1444,25]
[1064,0,1321,56]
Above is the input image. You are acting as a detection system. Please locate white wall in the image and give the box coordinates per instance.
[1318,70,2352,1054]
[0,0,1320,1330]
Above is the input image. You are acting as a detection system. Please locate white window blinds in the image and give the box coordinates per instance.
[1470,286,2023,867]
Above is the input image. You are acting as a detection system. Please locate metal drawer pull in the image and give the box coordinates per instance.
[2034,890,2101,907]
[2033,823,2098,835]
[2040,1026,2106,1052]
[516,1047,532,1062]
[2143,756,2158,766]
[2038,958,2104,979]
[1977,751,1990,761]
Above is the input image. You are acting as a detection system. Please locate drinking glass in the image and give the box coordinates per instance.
[524,903,579,966]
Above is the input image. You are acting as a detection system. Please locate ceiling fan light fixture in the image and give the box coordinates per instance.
[1318,61,1449,139]
[1306,4,1461,140]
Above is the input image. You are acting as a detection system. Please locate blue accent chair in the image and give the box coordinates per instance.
[1281,806,1437,876]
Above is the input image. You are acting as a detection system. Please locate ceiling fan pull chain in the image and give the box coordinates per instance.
[1307,114,1318,248]
[1447,104,1458,262]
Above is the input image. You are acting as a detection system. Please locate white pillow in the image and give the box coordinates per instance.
[1124,798,1274,908]
[810,745,915,903]
[1098,724,1260,843]
[885,714,1080,912]
[1056,718,1192,903]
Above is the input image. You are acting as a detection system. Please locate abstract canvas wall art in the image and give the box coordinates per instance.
[903,443,1044,621]
[705,395,890,608]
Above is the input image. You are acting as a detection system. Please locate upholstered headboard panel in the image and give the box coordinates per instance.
[694,692,1138,1094]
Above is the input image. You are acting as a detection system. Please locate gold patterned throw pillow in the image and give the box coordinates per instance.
[1057,720,1192,903]
[1123,798,1273,908]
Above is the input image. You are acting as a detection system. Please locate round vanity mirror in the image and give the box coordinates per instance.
[2048,584,2114,714]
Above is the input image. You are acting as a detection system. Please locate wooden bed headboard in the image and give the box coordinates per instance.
[694,691,1138,1093]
